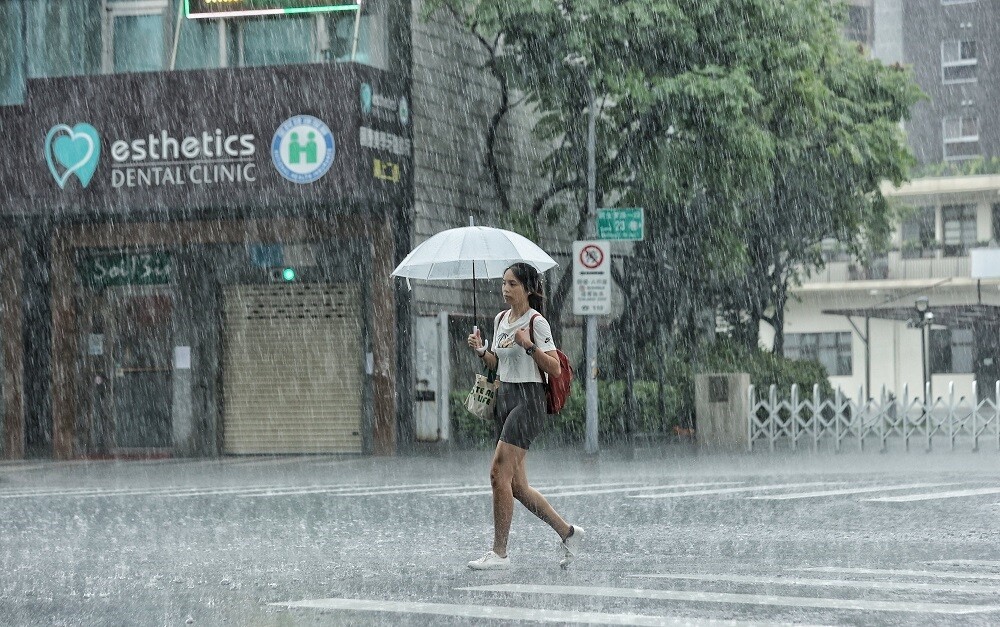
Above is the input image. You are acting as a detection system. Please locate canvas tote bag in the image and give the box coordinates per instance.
[465,368,498,421]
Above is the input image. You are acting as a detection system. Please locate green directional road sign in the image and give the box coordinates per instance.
[597,208,644,241]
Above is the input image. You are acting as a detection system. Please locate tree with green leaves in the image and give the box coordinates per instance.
[426,0,919,364]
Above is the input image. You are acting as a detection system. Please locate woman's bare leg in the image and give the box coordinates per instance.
[490,441,520,557]
[510,453,572,540]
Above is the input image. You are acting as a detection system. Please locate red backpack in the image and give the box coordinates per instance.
[529,313,573,415]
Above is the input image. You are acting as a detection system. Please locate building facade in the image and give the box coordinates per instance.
[776,0,1000,401]
[0,0,569,459]
[0,0,419,459]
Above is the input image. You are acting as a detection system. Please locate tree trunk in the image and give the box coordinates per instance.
[771,266,788,358]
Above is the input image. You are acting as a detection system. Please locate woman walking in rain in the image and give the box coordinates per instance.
[465,262,584,570]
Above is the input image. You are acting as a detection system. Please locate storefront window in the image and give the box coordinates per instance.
[0,0,25,105]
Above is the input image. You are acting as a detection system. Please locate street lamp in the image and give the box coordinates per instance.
[914,297,932,404]
[564,53,599,455]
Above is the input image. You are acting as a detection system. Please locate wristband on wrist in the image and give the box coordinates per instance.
[525,345,537,356]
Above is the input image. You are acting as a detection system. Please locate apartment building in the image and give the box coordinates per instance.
[777,0,1000,401]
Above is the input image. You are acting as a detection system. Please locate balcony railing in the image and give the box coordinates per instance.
[802,250,972,284]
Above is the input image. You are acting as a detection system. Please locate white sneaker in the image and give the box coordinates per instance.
[559,525,585,569]
[468,551,510,570]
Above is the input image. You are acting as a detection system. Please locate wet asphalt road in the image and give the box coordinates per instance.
[2,445,1000,626]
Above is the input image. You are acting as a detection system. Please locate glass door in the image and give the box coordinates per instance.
[78,284,174,454]
[108,290,173,450]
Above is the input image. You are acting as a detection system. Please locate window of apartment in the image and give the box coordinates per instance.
[238,16,317,67]
[942,40,978,83]
[232,3,389,70]
[323,9,390,69]
[992,204,1000,243]
[785,332,853,376]
[930,328,974,374]
[819,238,852,263]
[942,204,977,256]
[25,2,103,79]
[16,0,398,80]
[901,206,937,259]
[101,1,170,73]
[943,115,981,160]
[0,1,25,105]
[844,5,873,46]
[174,18,224,71]
[941,0,976,5]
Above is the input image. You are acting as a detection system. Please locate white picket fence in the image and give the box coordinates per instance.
[747,381,1000,453]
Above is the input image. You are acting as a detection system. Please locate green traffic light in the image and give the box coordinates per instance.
[282,267,296,281]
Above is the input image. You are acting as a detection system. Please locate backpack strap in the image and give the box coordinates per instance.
[528,313,540,346]
[494,310,506,336]
[487,310,506,357]
[528,313,547,383]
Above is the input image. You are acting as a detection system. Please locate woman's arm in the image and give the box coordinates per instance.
[513,325,561,378]
[531,349,561,378]
[468,328,498,371]
[480,350,498,371]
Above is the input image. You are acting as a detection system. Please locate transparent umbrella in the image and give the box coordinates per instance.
[391,219,558,331]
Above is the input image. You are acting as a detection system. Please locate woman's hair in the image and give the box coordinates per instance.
[505,262,545,313]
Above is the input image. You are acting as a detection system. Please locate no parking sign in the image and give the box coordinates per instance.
[573,240,611,315]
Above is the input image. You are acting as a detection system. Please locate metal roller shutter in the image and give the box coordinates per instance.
[222,283,363,454]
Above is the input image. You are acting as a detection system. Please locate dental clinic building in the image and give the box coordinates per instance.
[0,1,417,458]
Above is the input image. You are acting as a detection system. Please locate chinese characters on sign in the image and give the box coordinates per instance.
[573,240,611,315]
[597,208,644,241]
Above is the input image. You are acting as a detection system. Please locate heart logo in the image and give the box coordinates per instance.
[45,123,101,189]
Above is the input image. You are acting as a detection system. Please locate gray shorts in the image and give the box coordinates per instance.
[495,382,547,450]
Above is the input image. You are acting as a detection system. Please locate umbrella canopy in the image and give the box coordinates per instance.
[390,226,558,280]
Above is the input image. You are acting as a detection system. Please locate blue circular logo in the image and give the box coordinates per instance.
[398,97,409,126]
[360,83,373,115]
[271,115,335,184]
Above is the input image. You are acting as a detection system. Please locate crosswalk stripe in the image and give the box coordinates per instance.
[866,487,1000,502]
[167,482,461,498]
[0,482,463,500]
[629,572,1000,594]
[274,598,775,626]
[628,482,841,499]
[0,464,49,473]
[546,482,744,498]
[930,560,1000,568]
[435,482,649,498]
[797,567,1000,581]
[458,584,1000,615]
[748,483,956,500]
[241,484,482,498]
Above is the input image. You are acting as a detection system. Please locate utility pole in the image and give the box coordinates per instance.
[565,52,600,455]
[584,79,599,455]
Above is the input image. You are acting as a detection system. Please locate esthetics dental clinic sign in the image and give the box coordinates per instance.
[109,128,259,188]
[6,63,410,216]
